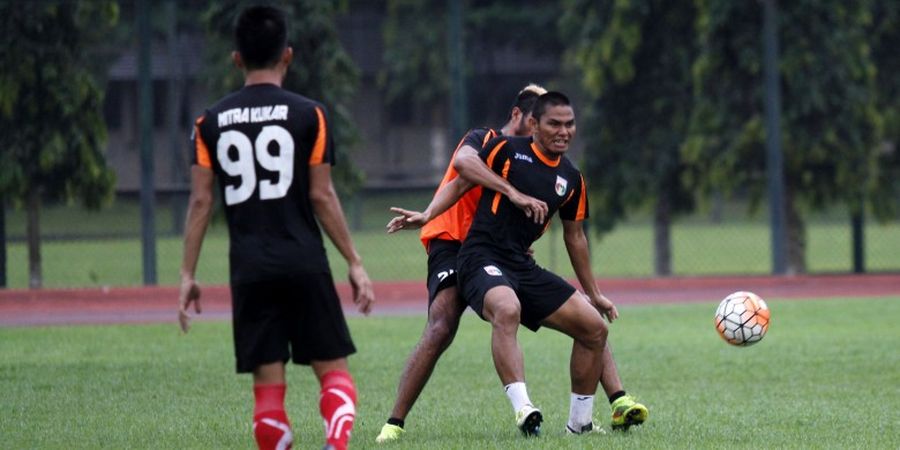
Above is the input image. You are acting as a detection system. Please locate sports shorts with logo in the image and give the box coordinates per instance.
[456,250,576,331]
[425,239,462,305]
[230,272,356,373]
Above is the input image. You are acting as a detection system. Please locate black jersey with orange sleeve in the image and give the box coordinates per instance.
[460,135,588,264]
[190,83,336,284]
[418,127,500,250]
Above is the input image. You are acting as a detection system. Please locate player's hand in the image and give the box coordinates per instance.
[349,262,375,315]
[508,190,548,224]
[386,207,429,233]
[178,276,202,333]
[585,291,618,323]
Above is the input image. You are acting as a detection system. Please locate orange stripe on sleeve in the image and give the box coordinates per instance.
[194,116,211,169]
[481,129,497,148]
[309,107,328,165]
[490,159,511,214]
[575,174,588,220]
[485,140,508,170]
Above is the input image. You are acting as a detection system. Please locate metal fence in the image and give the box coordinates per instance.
[2,188,898,290]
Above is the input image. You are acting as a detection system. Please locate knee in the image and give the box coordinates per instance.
[488,302,521,330]
[426,313,460,347]
[580,318,608,349]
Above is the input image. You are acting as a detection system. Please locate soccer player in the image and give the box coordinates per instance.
[177,6,374,450]
[375,85,550,443]
[456,91,648,436]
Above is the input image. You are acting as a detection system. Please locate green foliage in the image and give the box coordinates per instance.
[2,298,899,448]
[559,0,698,234]
[869,1,900,220]
[380,0,565,118]
[202,0,363,195]
[686,0,882,215]
[379,0,448,110]
[0,0,118,208]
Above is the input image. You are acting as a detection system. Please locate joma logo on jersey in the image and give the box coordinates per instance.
[555,176,568,196]
[483,265,503,276]
[514,153,533,163]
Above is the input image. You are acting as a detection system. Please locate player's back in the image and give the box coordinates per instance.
[192,84,334,284]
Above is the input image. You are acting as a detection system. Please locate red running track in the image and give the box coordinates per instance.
[1,274,897,327]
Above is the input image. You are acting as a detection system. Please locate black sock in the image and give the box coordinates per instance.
[387,417,405,429]
[608,390,626,404]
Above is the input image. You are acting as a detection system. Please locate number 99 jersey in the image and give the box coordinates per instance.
[191,84,335,285]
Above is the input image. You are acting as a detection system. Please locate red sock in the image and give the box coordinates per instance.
[319,370,357,450]
[253,384,292,450]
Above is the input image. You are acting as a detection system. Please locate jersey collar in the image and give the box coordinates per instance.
[530,142,561,167]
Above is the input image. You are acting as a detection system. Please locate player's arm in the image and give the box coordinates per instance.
[178,165,215,333]
[562,219,618,323]
[454,144,548,223]
[310,163,374,315]
[386,176,475,233]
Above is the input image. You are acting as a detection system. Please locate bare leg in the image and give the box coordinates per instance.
[482,285,525,385]
[254,361,286,384]
[311,358,350,380]
[597,343,624,397]
[541,292,608,394]
[387,287,467,420]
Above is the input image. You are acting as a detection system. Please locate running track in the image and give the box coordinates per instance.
[1,274,897,327]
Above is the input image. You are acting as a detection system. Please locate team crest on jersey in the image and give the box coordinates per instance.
[483,265,503,276]
[555,176,568,196]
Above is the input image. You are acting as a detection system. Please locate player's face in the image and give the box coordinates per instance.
[533,105,576,156]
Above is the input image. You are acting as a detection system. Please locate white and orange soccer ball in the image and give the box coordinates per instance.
[714,291,770,346]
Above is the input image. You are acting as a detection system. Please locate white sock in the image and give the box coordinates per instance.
[504,382,532,413]
[568,393,595,429]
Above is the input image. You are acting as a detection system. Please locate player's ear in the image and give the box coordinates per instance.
[232,51,244,70]
[528,114,538,130]
[510,107,522,121]
[282,47,293,66]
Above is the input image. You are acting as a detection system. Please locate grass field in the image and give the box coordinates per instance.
[2,297,898,449]
[4,195,900,289]
[4,220,900,289]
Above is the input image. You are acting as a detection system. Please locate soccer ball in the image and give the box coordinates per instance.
[714,291,770,346]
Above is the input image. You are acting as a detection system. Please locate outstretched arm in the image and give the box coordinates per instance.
[178,166,215,333]
[453,145,548,223]
[386,176,475,233]
[310,164,375,315]
[562,219,618,322]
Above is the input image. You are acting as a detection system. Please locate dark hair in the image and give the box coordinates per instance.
[234,5,288,70]
[509,84,546,119]
[532,91,571,120]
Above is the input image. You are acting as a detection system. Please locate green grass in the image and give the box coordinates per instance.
[4,196,899,288]
[1,297,898,448]
[5,220,900,289]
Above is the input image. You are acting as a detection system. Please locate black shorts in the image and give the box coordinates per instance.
[457,251,576,332]
[425,239,462,305]
[230,273,356,373]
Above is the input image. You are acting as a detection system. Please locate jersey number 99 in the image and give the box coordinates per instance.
[217,126,294,205]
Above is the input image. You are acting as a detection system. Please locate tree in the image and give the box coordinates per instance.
[559,0,698,275]
[204,0,363,196]
[0,1,118,288]
[380,0,566,128]
[869,1,900,220]
[685,0,881,274]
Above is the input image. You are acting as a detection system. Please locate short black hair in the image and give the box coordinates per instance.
[234,5,288,70]
[509,84,546,119]
[532,91,572,120]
